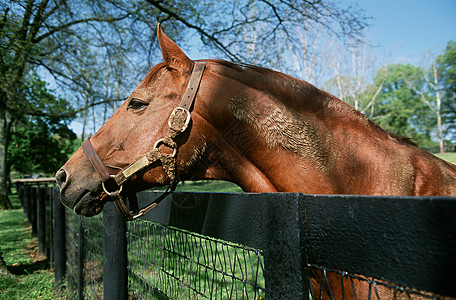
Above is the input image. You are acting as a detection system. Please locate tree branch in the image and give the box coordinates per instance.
[33,14,131,44]
[73,98,125,114]
[145,0,242,62]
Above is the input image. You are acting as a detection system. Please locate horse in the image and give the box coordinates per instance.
[55,24,456,299]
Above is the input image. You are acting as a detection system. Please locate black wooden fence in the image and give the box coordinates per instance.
[15,181,456,299]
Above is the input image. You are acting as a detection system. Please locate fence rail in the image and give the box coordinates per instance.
[14,181,456,299]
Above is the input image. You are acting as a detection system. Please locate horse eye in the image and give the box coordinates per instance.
[127,98,148,110]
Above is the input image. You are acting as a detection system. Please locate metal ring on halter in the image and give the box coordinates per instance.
[153,138,177,158]
[102,176,123,196]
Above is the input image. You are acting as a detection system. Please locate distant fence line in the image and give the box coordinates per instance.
[14,180,456,299]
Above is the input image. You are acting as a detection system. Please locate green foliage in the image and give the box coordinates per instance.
[373,64,435,147]
[21,74,75,119]
[437,40,456,139]
[438,41,456,99]
[9,118,79,175]
[8,74,78,176]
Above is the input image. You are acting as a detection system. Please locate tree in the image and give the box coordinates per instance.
[323,40,385,119]
[0,0,139,209]
[0,0,368,209]
[436,41,456,147]
[411,64,445,153]
[144,0,369,68]
[373,64,434,147]
[8,74,77,177]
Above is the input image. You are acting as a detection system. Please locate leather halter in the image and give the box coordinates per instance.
[82,62,206,220]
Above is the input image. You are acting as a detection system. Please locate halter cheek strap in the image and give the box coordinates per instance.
[81,61,206,220]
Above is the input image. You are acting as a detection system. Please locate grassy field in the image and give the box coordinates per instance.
[149,180,244,192]
[0,194,56,299]
[174,180,243,192]
[435,152,456,165]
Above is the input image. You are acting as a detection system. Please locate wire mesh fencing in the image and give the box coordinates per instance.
[127,219,265,299]
[81,214,104,299]
[63,211,103,299]
[64,208,79,298]
[307,264,446,300]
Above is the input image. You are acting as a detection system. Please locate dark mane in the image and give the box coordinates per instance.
[396,136,419,147]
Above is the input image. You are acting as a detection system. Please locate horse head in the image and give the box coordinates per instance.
[55,24,273,217]
[57,25,199,215]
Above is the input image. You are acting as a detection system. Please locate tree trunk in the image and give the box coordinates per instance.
[0,105,12,210]
[435,75,444,154]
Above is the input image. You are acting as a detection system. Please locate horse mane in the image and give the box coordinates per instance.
[396,136,418,147]
[136,58,418,150]
[205,59,325,98]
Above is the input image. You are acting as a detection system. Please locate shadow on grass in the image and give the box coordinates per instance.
[7,259,49,276]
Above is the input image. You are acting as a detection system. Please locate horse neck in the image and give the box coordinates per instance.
[202,63,368,193]
[201,62,456,195]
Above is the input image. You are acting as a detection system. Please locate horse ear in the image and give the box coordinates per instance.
[157,23,192,73]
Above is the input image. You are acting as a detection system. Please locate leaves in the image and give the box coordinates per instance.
[7,75,77,175]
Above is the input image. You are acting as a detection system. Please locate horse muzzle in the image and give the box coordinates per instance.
[55,163,106,217]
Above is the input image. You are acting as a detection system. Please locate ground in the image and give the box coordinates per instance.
[0,193,56,300]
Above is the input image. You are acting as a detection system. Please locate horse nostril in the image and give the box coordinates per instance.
[55,169,67,189]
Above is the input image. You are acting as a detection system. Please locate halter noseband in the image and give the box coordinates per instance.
[81,62,206,220]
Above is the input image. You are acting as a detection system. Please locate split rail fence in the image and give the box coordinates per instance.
[14,179,456,299]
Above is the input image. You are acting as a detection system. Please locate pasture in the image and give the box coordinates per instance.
[435,152,456,165]
[0,193,55,300]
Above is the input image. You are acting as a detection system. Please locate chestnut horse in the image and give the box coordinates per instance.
[56,24,456,299]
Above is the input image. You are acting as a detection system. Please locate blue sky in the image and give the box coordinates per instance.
[344,0,456,66]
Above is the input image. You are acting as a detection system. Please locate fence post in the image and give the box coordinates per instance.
[16,182,24,210]
[78,216,84,300]
[45,187,53,263]
[24,185,32,224]
[53,186,66,292]
[37,187,46,258]
[263,193,309,299]
[103,201,128,300]
[31,186,38,236]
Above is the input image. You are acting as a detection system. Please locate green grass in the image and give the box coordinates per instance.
[0,192,57,300]
[151,180,244,193]
[435,152,456,165]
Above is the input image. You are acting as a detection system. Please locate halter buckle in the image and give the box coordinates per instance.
[168,107,191,133]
